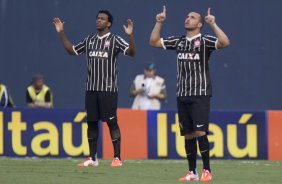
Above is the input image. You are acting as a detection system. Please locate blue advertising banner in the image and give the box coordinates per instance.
[0,109,102,157]
[147,110,268,159]
[0,108,268,159]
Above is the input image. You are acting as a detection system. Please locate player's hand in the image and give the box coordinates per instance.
[156,6,166,23]
[53,17,64,33]
[123,19,133,36]
[205,8,216,25]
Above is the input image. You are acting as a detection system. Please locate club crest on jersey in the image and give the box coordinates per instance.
[104,40,110,48]
[178,53,200,60]
[194,39,201,49]
[89,50,109,59]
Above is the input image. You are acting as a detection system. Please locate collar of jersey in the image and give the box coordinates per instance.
[97,32,111,39]
[186,33,201,41]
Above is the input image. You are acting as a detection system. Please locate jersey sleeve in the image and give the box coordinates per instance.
[115,35,129,55]
[161,36,181,50]
[73,37,88,55]
[203,35,218,51]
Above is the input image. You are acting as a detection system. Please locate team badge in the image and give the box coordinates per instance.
[104,40,110,48]
[194,39,201,48]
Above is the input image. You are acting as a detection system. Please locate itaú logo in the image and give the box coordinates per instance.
[0,111,89,157]
[156,113,259,159]
[89,50,109,58]
[177,53,200,60]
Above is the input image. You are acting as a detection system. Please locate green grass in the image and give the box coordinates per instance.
[0,158,281,184]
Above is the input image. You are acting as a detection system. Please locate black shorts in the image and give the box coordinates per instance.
[177,96,210,136]
[85,91,118,122]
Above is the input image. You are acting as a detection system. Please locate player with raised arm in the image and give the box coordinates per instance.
[150,6,229,182]
[53,10,136,167]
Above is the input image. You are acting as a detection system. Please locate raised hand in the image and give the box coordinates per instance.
[53,18,64,33]
[156,6,166,23]
[123,19,134,36]
[205,8,216,25]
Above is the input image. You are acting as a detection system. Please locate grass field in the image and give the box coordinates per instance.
[0,158,281,184]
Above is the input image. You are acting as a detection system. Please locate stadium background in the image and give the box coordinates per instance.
[0,0,281,110]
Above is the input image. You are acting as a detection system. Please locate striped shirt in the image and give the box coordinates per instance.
[73,32,129,92]
[161,33,218,97]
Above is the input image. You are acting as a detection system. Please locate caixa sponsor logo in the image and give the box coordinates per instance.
[89,50,109,58]
[177,53,200,60]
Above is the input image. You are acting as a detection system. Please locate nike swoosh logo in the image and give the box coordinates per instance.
[197,124,204,128]
[109,116,115,120]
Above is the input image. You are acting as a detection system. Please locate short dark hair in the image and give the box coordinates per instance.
[199,14,205,29]
[97,10,113,28]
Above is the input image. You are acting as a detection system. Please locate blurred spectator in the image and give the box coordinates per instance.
[26,74,53,108]
[0,81,15,108]
[130,63,167,110]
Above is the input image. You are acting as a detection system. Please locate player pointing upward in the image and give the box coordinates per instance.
[53,10,136,167]
[150,6,229,182]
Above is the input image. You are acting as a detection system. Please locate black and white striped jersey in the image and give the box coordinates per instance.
[73,32,129,92]
[161,33,218,97]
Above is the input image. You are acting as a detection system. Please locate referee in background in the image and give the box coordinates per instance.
[150,6,230,182]
[53,10,136,167]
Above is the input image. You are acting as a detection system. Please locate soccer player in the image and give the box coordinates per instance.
[150,6,230,182]
[26,74,53,109]
[53,10,136,167]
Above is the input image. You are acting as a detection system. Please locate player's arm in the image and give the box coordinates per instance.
[149,6,166,48]
[53,18,76,55]
[205,8,230,49]
[123,19,136,56]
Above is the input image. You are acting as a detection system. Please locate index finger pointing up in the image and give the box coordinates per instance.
[163,5,166,14]
[207,7,211,15]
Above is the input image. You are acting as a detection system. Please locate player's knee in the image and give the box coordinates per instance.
[185,132,196,140]
[107,120,120,140]
[107,119,119,129]
[194,131,206,137]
